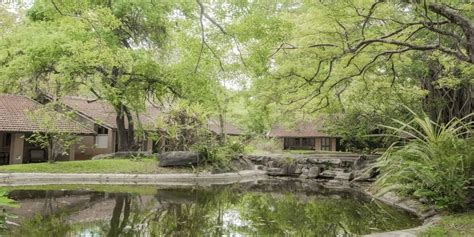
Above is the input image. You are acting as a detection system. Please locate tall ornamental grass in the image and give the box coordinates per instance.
[373,110,473,210]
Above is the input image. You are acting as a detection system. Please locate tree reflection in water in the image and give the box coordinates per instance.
[4,182,421,236]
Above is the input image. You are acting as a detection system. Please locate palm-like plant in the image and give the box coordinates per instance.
[372,108,473,210]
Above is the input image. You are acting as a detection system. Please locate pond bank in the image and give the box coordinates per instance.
[0,171,440,236]
[361,187,439,237]
[0,170,267,186]
[2,179,421,236]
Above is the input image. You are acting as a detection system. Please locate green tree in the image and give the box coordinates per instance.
[273,2,472,119]
[26,103,83,162]
[0,0,182,151]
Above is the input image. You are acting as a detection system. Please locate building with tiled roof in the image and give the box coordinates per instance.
[61,96,245,157]
[0,95,95,134]
[0,94,95,164]
[269,119,340,151]
[61,96,160,130]
[53,96,161,159]
[207,118,243,136]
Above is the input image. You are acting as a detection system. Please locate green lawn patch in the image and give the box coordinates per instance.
[420,212,474,237]
[0,158,192,174]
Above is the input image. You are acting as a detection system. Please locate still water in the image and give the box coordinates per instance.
[2,180,420,236]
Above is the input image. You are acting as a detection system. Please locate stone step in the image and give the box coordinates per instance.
[334,172,354,181]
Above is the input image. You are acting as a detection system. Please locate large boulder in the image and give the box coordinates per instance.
[267,163,299,176]
[334,171,354,181]
[230,156,255,170]
[267,167,286,176]
[307,167,321,178]
[319,170,338,178]
[158,151,201,167]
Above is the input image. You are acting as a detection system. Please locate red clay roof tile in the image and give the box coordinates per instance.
[0,94,95,134]
[61,96,160,129]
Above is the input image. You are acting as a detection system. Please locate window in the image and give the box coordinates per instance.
[302,138,315,147]
[292,138,301,147]
[97,126,108,135]
[321,137,332,151]
[95,126,109,148]
[2,133,11,147]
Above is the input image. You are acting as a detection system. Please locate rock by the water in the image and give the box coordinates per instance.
[267,167,285,176]
[319,170,337,178]
[267,163,300,176]
[282,163,299,176]
[308,158,341,165]
[158,151,201,167]
[307,167,320,178]
[245,152,378,184]
[229,157,255,171]
[295,164,305,175]
[334,171,354,181]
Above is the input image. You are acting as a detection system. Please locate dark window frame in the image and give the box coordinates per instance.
[302,137,315,147]
[4,133,11,147]
[321,137,332,151]
[97,126,108,135]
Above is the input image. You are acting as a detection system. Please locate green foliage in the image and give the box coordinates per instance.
[155,101,246,170]
[25,103,82,162]
[373,110,473,210]
[0,1,186,151]
[0,188,17,233]
[155,102,211,151]
[13,213,72,237]
[241,1,473,136]
[0,189,17,208]
[323,73,425,151]
[193,137,246,171]
[245,136,282,154]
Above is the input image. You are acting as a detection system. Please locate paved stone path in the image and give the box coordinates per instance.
[0,170,268,186]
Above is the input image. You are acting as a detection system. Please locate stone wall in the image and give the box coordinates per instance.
[245,153,379,185]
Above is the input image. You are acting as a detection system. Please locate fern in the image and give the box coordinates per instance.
[372,110,473,210]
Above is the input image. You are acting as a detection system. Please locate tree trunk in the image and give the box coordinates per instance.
[108,196,125,237]
[115,106,128,151]
[421,58,473,124]
[48,138,54,163]
[123,106,137,150]
[115,104,138,152]
[215,99,226,145]
[218,112,225,145]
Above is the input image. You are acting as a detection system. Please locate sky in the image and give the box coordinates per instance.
[1,0,33,12]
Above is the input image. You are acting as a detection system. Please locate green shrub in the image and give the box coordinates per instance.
[0,189,17,233]
[372,110,473,210]
[245,136,282,154]
[194,139,246,170]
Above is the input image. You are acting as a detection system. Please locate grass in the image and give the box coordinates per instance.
[420,212,474,237]
[0,158,192,174]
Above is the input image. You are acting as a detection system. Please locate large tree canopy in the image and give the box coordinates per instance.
[242,1,473,147]
[0,1,472,150]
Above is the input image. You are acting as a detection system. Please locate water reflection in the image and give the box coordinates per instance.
[3,180,420,236]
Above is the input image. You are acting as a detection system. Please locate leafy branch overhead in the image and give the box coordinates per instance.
[0,0,472,152]
[263,1,472,122]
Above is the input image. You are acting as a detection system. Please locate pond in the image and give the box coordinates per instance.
[1,180,420,236]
